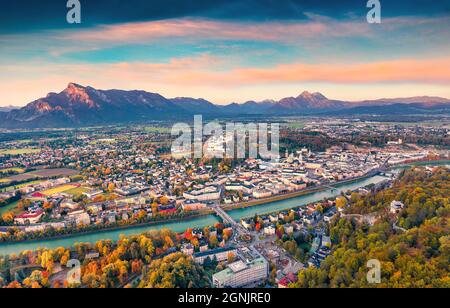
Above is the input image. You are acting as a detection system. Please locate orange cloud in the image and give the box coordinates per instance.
[246,58,450,84]
[63,15,450,48]
[1,56,449,106]
[158,57,450,86]
[3,56,450,86]
[66,17,372,44]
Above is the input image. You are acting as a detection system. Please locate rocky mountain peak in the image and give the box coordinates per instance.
[62,82,96,107]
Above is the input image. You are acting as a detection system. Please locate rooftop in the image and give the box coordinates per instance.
[213,258,267,281]
[193,246,236,258]
[228,260,248,273]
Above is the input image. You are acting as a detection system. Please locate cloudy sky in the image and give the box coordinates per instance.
[1,0,450,106]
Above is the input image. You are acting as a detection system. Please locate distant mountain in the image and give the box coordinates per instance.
[221,100,276,114]
[1,83,449,128]
[330,102,450,116]
[219,92,349,115]
[0,105,20,112]
[355,96,450,106]
[1,83,187,128]
[170,97,221,114]
[268,91,348,114]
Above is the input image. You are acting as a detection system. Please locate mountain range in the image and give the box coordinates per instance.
[0,83,449,128]
[0,105,19,112]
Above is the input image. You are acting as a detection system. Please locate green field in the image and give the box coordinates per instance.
[1,180,43,192]
[0,168,25,174]
[28,168,79,177]
[285,122,306,129]
[65,186,89,196]
[0,168,26,184]
[41,184,79,196]
[0,148,41,155]
[1,168,79,182]
[0,200,20,215]
[143,126,171,133]
[90,138,117,144]
[375,120,450,127]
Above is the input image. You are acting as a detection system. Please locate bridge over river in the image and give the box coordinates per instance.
[211,205,249,236]
[4,162,444,257]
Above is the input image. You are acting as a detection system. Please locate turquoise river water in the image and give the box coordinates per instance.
[0,161,448,256]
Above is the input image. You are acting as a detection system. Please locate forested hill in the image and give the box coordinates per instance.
[293,167,449,288]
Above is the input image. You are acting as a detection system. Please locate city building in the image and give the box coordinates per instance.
[212,258,269,288]
[14,210,44,225]
[183,186,221,201]
[278,273,298,288]
[390,200,405,214]
[264,225,276,235]
[193,246,238,264]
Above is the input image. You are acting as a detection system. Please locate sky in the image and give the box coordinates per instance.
[0,0,450,106]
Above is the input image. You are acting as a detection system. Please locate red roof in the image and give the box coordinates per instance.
[17,210,44,219]
[159,208,177,214]
[279,273,298,287]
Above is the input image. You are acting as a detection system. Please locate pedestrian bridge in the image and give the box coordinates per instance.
[213,206,237,226]
[323,184,337,191]
[212,206,248,235]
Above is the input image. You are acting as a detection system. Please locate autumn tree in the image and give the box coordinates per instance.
[138,253,208,288]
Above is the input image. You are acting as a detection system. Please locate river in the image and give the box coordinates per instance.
[0,161,448,256]
[0,175,388,256]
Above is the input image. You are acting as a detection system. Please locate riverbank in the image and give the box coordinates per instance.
[0,209,213,245]
[2,160,448,243]
[228,174,391,220]
[0,162,447,256]
[0,174,391,256]
[222,171,379,212]
[0,215,222,256]
[0,173,379,244]
[392,159,450,169]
